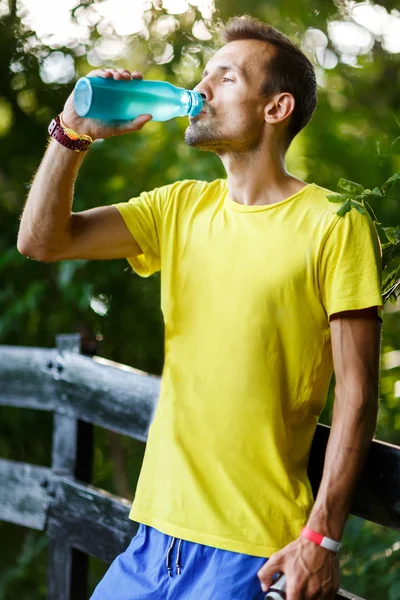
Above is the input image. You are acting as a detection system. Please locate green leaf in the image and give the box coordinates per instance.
[327,193,350,203]
[371,187,382,196]
[335,198,352,217]
[387,179,400,201]
[382,241,400,270]
[382,172,400,195]
[382,262,400,290]
[383,278,400,304]
[338,178,364,194]
[382,226,400,244]
[391,135,400,147]
[351,201,366,214]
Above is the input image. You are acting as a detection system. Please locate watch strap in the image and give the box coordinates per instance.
[48,114,93,152]
[301,526,342,553]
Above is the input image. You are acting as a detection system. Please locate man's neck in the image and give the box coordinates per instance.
[219,147,307,207]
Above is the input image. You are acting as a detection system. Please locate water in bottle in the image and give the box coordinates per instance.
[73,77,203,122]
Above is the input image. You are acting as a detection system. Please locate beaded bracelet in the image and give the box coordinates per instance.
[59,112,94,143]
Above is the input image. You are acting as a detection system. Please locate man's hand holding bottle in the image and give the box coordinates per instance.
[61,68,152,140]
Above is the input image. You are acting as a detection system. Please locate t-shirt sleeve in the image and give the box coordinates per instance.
[112,187,166,277]
[318,207,383,320]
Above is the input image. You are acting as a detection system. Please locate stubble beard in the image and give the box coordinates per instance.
[184,115,260,154]
[184,113,230,153]
[184,122,222,152]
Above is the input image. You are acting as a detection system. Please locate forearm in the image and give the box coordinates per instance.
[306,383,378,540]
[18,138,87,261]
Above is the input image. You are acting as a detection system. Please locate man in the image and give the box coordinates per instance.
[18,15,382,600]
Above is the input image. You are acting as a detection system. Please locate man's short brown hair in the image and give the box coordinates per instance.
[220,15,317,145]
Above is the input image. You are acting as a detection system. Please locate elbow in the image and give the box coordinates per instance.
[17,235,58,263]
[17,234,32,258]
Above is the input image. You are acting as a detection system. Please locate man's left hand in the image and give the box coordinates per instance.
[257,536,340,600]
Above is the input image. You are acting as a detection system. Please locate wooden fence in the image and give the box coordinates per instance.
[0,333,399,600]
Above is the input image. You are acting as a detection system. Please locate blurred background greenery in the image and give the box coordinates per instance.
[0,0,399,598]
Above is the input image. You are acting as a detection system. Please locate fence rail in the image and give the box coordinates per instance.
[1,335,399,600]
[0,342,159,441]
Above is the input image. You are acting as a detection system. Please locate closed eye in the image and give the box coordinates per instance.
[222,77,234,83]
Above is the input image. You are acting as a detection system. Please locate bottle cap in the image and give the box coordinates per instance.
[74,77,93,117]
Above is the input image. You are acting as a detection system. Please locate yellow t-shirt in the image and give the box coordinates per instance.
[113,179,382,557]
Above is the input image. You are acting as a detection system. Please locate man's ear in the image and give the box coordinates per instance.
[264,93,295,126]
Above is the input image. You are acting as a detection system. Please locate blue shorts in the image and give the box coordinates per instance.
[90,523,269,599]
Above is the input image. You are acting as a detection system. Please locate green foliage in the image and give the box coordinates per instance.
[327,174,400,226]
[0,528,47,600]
[327,168,400,304]
[340,517,400,599]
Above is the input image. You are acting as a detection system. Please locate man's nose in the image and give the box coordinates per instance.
[194,83,211,103]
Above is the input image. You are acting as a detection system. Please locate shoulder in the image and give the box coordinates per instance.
[305,183,377,234]
[159,178,226,213]
[306,184,381,263]
[304,183,338,217]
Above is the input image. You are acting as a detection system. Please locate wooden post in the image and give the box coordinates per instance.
[47,333,94,600]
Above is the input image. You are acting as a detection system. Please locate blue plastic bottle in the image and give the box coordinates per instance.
[73,77,203,122]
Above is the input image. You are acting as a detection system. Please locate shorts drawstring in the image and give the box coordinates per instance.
[175,538,182,575]
[165,536,183,576]
[166,537,176,577]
